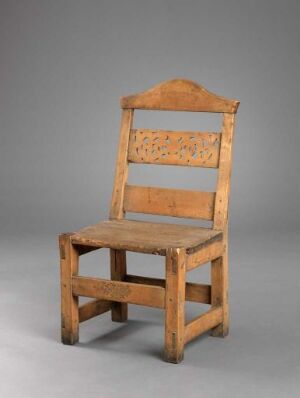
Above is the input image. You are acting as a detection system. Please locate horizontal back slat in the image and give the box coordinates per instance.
[128,129,221,168]
[124,185,215,220]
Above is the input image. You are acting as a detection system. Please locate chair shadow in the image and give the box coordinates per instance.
[77,319,163,360]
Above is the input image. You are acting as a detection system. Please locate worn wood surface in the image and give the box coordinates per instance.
[164,248,186,363]
[210,253,226,338]
[121,79,239,113]
[71,219,222,255]
[59,233,79,345]
[212,113,236,337]
[124,185,215,220]
[79,299,112,323]
[125,274,211,304]
[211,257,223,308]
[211,228,229,337]
[185,282,211,304]
[187,238,224,271]
[72,276,165,309]
[184,307,223,344]
[128,129,221,168]
[110,249,128,322]
[213,114,236,229]
[109,109,134,219]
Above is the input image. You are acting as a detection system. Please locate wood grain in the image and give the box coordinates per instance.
[187,239,224,271]
[213,114,236,230]
[212,113,236,337]
[184,307,222,344]
[124,274,211,304]
[185,282,211,304]
[110,109,134,219]
[124,185,215,220]
[72,276,165,309]
[164,248,186,363]
[59,233,79,345]
[79,299,112,323]
[121,79,239,113]
[71,219,222,255]
[110,249,128,322]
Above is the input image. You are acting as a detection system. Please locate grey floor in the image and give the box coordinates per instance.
[1,231,299,398]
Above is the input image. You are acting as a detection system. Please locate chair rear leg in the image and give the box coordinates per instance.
[59,233,79,345]
[164,248,186,363]
[211,248,229,337]
[110,249,128,322]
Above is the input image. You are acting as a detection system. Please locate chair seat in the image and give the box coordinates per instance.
[71,219,222,255]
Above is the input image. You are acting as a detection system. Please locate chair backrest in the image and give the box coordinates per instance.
[110,79,239,231]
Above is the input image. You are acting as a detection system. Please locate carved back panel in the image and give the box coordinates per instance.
[110,79,239,230]
[128,129,221,168]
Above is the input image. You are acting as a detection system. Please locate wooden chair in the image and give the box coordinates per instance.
[59,79,239,363]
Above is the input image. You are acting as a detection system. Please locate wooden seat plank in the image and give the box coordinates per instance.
[71,219,222,255]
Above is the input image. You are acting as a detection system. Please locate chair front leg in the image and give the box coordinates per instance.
[110,249,128,322]
[164,248,186,363]
[59,233,79,345]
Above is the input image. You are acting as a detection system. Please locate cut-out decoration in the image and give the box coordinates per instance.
[128,129,221,168]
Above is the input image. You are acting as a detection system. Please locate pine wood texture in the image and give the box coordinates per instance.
[213,114,236,230]
[121,79,239,113]
[110,109,134,219]
[79,299,112,323]
[110,249,128,322]
[72,276,165,309]
[71,219,222,255]
[128,129,221,168]
[184,307,223,344]
[211,113,236,337]
[124,274,211,304]
[187,239,224,271]
[211,227,229,337]
[124,185,215,220]
[164,248,186,363]
[58,78,239,363]
[59,233,79,345]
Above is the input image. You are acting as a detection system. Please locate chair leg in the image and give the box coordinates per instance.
[59,233,79,345]
[110,249,128,322]
[211,247,229,337]
[164,248,186,364]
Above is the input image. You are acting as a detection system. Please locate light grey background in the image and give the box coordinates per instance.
[0,1,299,397]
